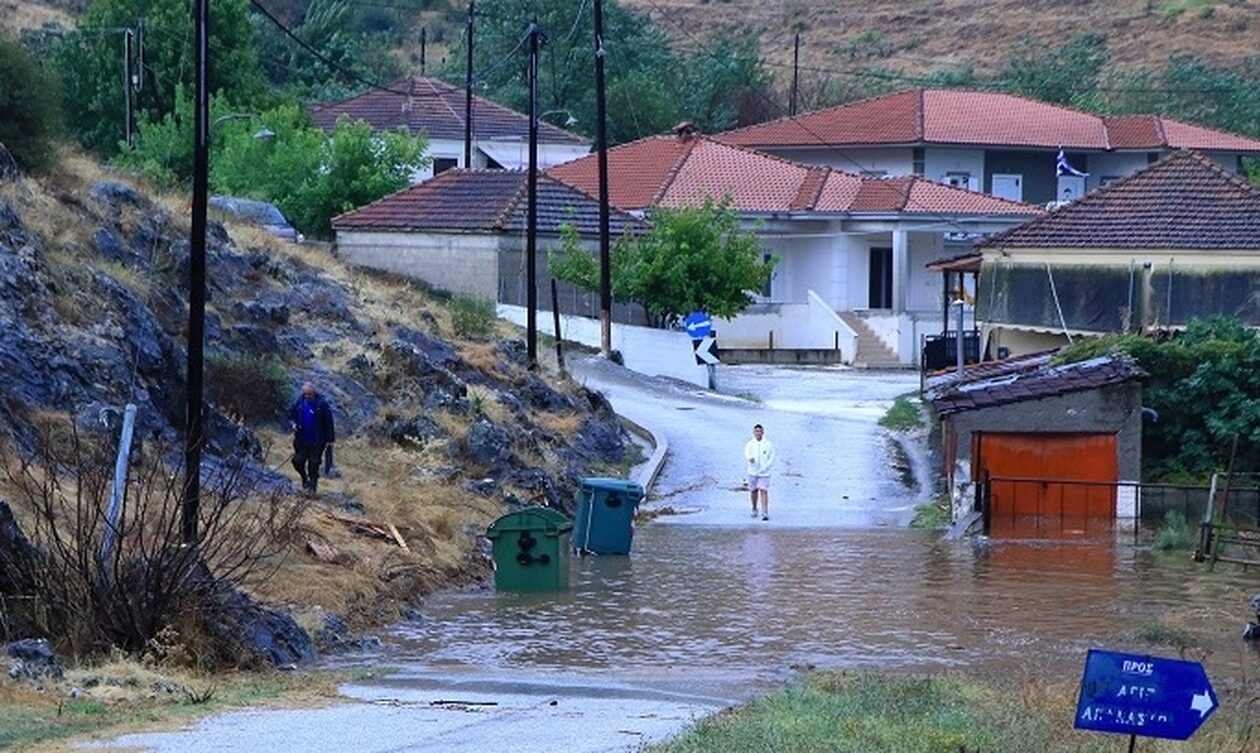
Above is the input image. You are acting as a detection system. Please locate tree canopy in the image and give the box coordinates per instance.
[549,199,775,326]
[440,0,777,144]
[1058,317,1260,481]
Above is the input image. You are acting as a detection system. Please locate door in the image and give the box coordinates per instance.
[991,174,1023,202]
[977,432,1118,537]
[868,247,893,309]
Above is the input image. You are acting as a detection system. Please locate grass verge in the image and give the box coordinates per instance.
[878,396,923,431]
[651,670,1255,753]
[0,663,368,751]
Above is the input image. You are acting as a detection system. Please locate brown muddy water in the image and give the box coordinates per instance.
[378,524,1259,693]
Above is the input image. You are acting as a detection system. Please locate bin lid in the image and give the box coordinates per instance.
[486,506,573,539]
[579,477,646,496]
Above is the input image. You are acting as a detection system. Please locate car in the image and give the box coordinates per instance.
[208,196,304,243]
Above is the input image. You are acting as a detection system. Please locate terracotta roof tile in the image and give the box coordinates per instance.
[331,169,645,236]
[547,132,1039,217]
[978,150,1260,250]
[309,77,588,146]
[716,88,1260,153]
[1103,115,1165,149]
[925,352,1145,416]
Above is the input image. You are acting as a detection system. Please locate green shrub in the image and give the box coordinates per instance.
[0,34,62,172]
[910,499,952,529]
[206,354,291,422]
[1152,509,1193,552]
[447,295,497,339]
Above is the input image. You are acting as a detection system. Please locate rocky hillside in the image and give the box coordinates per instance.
[0,146,632,651]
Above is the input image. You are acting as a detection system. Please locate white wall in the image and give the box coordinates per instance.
[498,305,709,386]
[335,230,500,299]
[719,291,859,362]
[1086,152,1149,191]
[760,146,915,175]
[767,235,840,305]
[906,232,946,312]
[410,139,591,182]
[924,147,985,191]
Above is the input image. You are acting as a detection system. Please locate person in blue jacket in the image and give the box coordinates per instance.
[288,382,335,495]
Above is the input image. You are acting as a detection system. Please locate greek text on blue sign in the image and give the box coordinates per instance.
[1074,649,1217,741]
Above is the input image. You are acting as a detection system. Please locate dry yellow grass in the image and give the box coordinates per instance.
[250,430,497,625]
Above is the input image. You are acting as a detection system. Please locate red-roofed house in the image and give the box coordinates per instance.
[718,89,1260,206]
[547,127,1040,365]
[973,150,1260,356]
[310,77,590,181]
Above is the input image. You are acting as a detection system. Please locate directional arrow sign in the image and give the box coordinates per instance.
[1075,649,1218,741]
[683,311,713,341]
[693,334,720,366]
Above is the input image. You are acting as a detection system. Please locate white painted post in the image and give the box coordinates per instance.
[892,230,909,313]
[100,403,137,576]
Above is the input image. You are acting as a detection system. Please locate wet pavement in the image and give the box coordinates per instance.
[86,361,1258,753]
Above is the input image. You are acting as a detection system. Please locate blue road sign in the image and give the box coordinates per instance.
[683,311,712,341]
[1075,649,1218,741]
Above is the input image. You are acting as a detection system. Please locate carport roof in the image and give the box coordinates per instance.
[331,169,647,236]
[924,352,1145,416]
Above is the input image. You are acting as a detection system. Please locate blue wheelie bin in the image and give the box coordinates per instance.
[572,477,645,555]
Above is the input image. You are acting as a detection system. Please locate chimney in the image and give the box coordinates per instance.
[672,121,699,140]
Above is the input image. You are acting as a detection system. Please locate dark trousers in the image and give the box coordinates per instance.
[323,443,335,474]
[292,441,325,488]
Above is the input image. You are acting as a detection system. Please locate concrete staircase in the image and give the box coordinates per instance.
[837,312,903,368]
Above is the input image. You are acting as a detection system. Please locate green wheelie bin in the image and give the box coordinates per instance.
[485,507,572,592]
[572,477,645,555]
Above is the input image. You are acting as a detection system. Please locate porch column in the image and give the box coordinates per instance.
[892,230,909,312]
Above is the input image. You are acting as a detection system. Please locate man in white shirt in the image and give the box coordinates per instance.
[744,424,775,521]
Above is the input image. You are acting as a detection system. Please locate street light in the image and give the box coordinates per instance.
[212,113,276,141]
[540,109,578,128]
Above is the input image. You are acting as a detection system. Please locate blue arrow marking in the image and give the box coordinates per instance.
[1074,649,1218,741]
[683,311,712,340]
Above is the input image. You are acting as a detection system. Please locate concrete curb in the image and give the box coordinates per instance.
[616,414,669,496]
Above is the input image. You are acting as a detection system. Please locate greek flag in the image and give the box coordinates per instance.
[1056,148,1088,177]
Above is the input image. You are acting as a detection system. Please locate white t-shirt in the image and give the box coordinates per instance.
[744,437,776,477]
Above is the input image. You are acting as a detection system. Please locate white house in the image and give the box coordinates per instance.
[718,89,1260,206]
[310,76,591,182]
[544,126,1042,365]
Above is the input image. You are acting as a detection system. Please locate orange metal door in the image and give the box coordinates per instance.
[978,432,1118,520]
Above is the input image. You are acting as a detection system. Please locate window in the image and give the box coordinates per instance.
[761,252,774,298]
[944,172,972,190]
[433,157,458,175]
[912,147,925,175]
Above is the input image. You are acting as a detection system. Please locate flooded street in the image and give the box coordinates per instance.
[92,362,1259,753]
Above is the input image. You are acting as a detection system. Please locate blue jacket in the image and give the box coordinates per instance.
[288,394,336,447]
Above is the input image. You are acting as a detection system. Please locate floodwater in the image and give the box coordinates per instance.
[383,524,1256,698]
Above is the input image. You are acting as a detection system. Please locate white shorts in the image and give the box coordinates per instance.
[747,475,770,491]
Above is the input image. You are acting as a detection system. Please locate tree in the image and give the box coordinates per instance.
[549,199,775,326]
[997,33,1109,109]
[254,0,403,102]
[441,0,776,143]
[52,0,265,155]
[1058,318,1260,481]
[211,108,427,239]
[0,34,62,172]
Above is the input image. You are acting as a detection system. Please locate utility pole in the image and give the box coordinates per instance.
[123,28,134,146]
[790,33,800,117]
[463,0,475,168]
[134,18,144,93]
[594,0,611,357]
[526,19,540,369]
[184,0,210,546]
[420,27,427,75]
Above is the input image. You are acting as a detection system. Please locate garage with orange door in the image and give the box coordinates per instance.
[926,351,1144,536]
